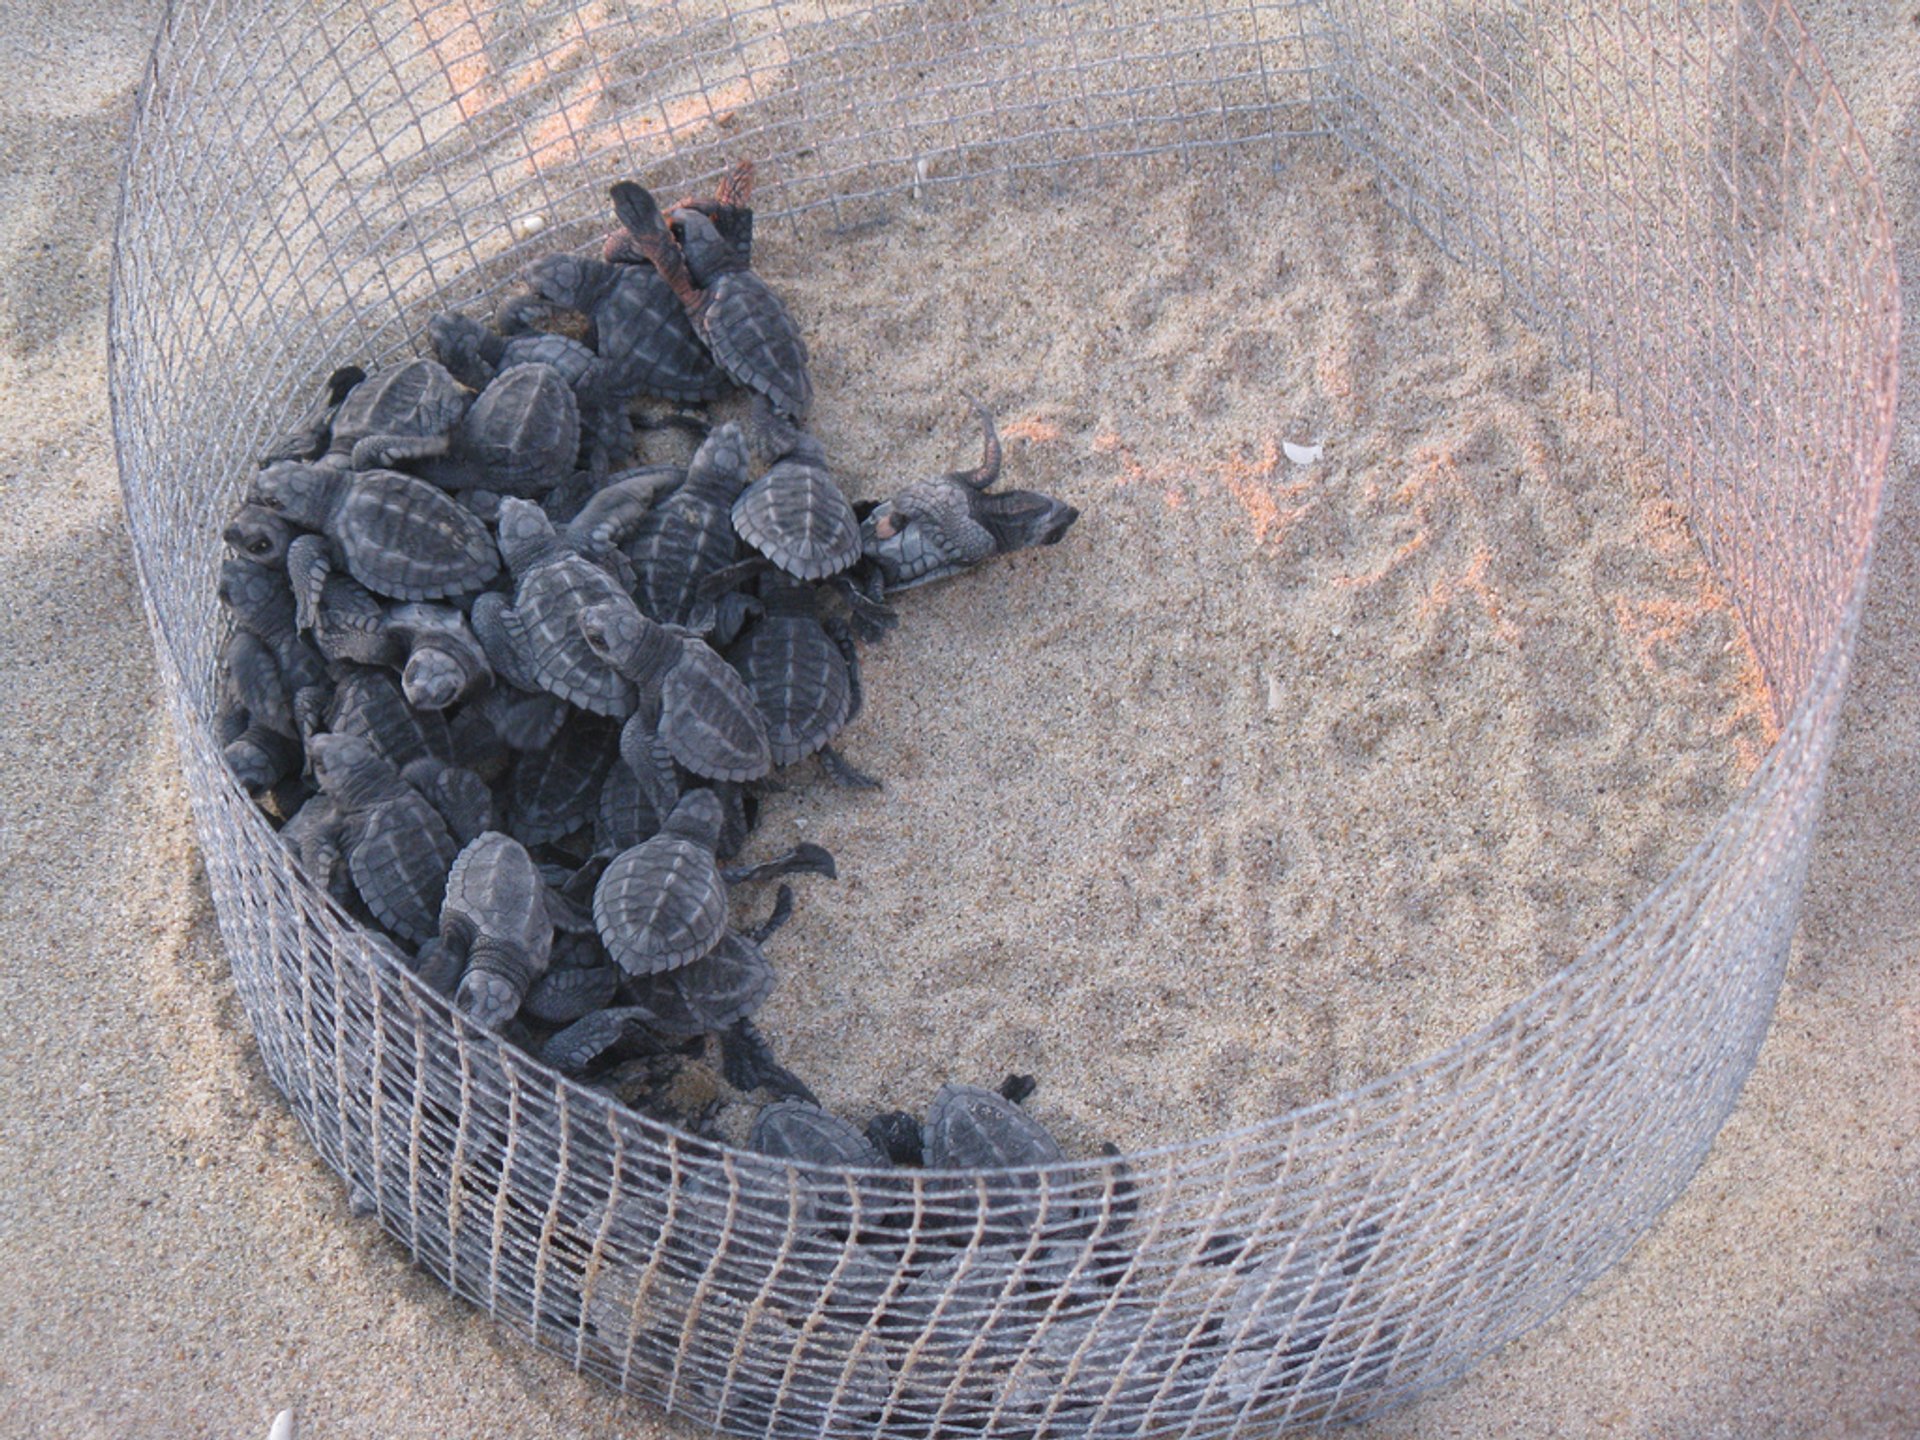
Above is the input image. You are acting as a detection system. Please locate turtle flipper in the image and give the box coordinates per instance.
[351,430,453,472]
[469,592,540,694]
[285,532,333,633]
[721,843,836,886]
[721,1019,817,1104]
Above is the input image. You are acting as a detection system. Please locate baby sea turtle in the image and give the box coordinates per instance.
[751,1099,887,1169]
[578,601,772,784]
[307,731,459,942]
[860,401,1079,591]
[622,912,784,1039]
[625,421,752,625]
[387,603,492,711]
[501,253,727,407]
[430,311,596,391]
[592,788,728,974]
[216,629,300,791]
[923,1080,1070,1248]
[223,502,300,568]
[468,493,673,717]
[420,362,581,498]
[606,159,757,269]
[730,430,863,581]
[325,665,450,770]
[727,570,873,783]
[323,357,470,471]
[505,710,618,846]
[609,182,812,422]
[252,461,499,606]
[258,364,366,465]
[442,831,554,1030]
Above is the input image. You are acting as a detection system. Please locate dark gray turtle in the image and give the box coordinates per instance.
[727,570,873,783]
[624,421,752,625]
[610,183,812,422]
[578,603,771,785]
[538,1005,663,1075]
[750,1100,886,1169]
[259,365,366,465]
[430,311,596,391]
[279,791,357,911]
[522,946,622,1026]
[326,665,450,770]
[592,788,728,975]
[730,431,862,581]
[593,736,673,856]
[924,1081,1065,1171]
[605,159,757,270]
[468,491,675,717]
[622,928,776,1037]
[442,831,554,1030]
[472,683,570,754]
[308,572,394,666]
[860,402,1078,591]
[252,461,499,605]
[216,630,300,791]
[417,362,580,497]
[307,731,459,943]
[505,711,617,846]
[500,252,727,408]
[401,755,497,845]
[323,357,469,471]
[218,555,331,742]
[223,502,300,568]
[386,603,493,711]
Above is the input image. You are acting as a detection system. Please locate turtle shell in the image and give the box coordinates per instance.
[331,469,500,601]
[625,929,775,1035]
[593,829,727,974]
[593,751,669,855]
[540,1005,655,1073]
[459,362,580,495]
[728,613,851,766]
[327,665,450,769]
[346,790,457,942]
[925,1083,1065,1171]
[507,712,617,844]
[750,1100,886,1169]
[659,641,772,782]
[442,831,549,956]
[522,958,621,1026]
[697,271,812,421]
[511,557,638,716]
[329,358,467,457]
[588,264,728,404]
[499,330,596,387]
[626,484,741,625]
[731,456,861,581]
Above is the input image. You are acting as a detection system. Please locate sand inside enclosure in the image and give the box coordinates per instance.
[703,144,1775,1153]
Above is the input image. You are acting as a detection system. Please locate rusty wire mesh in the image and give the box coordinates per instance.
[109,0,1896,1435]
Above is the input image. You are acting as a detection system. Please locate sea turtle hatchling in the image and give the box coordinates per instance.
[578,601,772,785]
[252,460,499,607]
[306,731,459,943]
[592,788,729,975]
[609,182,812,422]
[505,710,618,846]
[468,490,676,717]
[860,400,1079,592]
[258,364,366,466]
[624,421,753,625]
[727,569,873,783]
[430,311,596,392]
[416,361,581,499]
[322,357,470,472]
[605,159,757,270]
[441,831,554,1030]
[729,429,863,582]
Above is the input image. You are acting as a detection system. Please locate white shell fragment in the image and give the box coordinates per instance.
[267,1410,297,1440]
[1282,439,1323,466]
[513,213,547,238]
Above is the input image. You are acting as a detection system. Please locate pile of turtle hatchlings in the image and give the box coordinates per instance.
[214,162,1090,1175]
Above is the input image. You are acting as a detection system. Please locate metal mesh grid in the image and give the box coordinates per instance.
[108,1,1897,1434]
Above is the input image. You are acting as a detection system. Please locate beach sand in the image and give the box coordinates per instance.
[0,2,1914,1437]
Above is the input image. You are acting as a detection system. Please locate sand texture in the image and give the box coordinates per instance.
[746,151,1770,1149]
[1,1,1916,1437]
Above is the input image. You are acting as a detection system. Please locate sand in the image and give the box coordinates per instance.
[0,2,1914,1438]
[745,151,1770,1150]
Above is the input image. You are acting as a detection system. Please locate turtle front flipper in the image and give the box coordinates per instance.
[285,532,334,633]
[720,1018,817,1104]
[617,703,682,823]
[469,592,540,694]
[720,843,836,886]
[566,464,683,554]
[350,429,454,473]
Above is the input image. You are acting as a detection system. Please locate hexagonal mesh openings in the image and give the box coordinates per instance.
[109,2,1895,1435]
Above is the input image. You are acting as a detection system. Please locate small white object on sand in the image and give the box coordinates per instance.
[267,1410,296,1440]
[1282,439,1323,465]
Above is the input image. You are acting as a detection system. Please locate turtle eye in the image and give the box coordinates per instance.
[249,536,272,555]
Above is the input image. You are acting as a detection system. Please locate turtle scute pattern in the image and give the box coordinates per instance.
[212,162,1140,1380]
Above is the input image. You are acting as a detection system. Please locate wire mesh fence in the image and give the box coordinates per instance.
[109,0,1896,1434]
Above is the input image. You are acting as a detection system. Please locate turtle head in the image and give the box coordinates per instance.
[250,461,341,528]
[306,731,393,808]
[428,311,503,389]
[403,636,483,711]
[975,488,1080,556]
[494,497,558,573]
[223,502,297,567]
[578,599,665,682]
[662,787,726,851]
[667,208,738,286]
